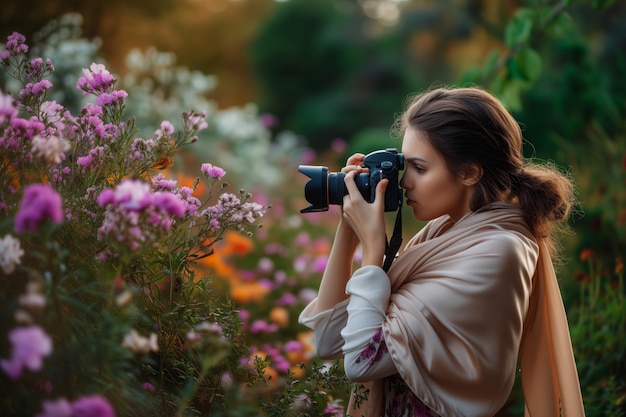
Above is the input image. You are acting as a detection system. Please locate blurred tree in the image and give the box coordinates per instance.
[1,0,275,107]
[251,0,435,151]
[0,0,177,51]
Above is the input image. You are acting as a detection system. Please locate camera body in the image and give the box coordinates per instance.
[299,148,404,213]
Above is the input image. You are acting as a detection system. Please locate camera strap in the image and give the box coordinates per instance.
[382,206,403,272]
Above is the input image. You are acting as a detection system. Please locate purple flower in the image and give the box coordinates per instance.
[259,113,278,128]
[155,121,174,138]
[152,191,186,217]
[284,340,302,352]
[19,80,53,100]
[201,163,226,179]
[76,63,115,95]
[0,326,52,379]
[95,90,127,107]
[36,398,73,417]
[72,395,116,417]
[14,184,63,233]
[111,180,152,211]
[1,32,28,61]
[276,293,297,307]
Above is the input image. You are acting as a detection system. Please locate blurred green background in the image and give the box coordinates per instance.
[2,0,625,414]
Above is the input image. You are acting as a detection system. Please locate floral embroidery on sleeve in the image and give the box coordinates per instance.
[355,327,388,367]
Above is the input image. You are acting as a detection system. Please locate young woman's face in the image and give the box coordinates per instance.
[400,128,474,222]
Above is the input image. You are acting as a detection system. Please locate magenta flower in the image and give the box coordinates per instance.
[72,395,116,417]
[14,184,63,233]
[0,326,52,379]
[19,80,53,100]
[201,163,226,179]
[152,191,186,217]
[0,32,28,61]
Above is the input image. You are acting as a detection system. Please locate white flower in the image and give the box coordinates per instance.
[0,234,24,275]
[121,329,159,354]
[31,135,71,165]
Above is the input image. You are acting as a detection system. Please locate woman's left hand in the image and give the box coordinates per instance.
[342,171,388,267]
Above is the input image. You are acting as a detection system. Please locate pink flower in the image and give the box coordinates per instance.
[0,326,52,379]
[259,113,278,128]
[72,395,116,417]
[76,63,115,95]
[330,138,347,153]
[201,163,226,179]
[155,121,174,138]
[152,192,186,217]
[111,180,152,211]
[0,93,18,124]
[95,90,127,107]
[1,32,28,61]
[36,398,73,417]
[14,184,63,233]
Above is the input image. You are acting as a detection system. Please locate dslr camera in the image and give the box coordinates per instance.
[298,148,404,213]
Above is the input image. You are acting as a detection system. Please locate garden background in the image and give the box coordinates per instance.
[0,0,624,416]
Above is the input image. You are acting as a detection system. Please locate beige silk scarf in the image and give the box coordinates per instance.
[346,202,584,417]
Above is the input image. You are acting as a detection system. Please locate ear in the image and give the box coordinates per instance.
[460,163,482,186]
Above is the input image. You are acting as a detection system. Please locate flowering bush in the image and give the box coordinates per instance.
[0,30,355,417]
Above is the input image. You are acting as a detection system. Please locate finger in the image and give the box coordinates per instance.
[374,178,389,208]
[341,154,366,173]
[343,171,363,200]
[346,153,365,166]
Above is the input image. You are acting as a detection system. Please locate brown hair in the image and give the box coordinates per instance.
[396,87,575,254]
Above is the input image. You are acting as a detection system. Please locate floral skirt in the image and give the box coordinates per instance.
[383,374,440,417]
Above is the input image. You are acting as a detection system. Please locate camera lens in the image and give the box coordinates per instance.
[298,165,329,213]
[327,172,346,206]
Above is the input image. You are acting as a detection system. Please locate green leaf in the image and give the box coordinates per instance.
[514,47,542,82]
[504,11,534,48]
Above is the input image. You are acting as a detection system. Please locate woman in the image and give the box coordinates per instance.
[298,87,585,416]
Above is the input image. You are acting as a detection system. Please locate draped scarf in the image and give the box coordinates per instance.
[346,202,584,417]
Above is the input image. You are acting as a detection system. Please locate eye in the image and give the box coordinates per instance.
[414,164,425,173]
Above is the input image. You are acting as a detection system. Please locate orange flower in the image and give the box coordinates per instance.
[224,230,254,256]
[230,281,269,304]
[269,307,289,328]
[289,364,305,379]
[249,351,279,384]
[579,248,595,262]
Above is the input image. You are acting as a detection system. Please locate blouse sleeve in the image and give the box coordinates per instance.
[341,266,398,382]
[299,298,350,360]
[298,266,398,380]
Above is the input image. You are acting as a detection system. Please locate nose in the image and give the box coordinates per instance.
[399,171,409,189]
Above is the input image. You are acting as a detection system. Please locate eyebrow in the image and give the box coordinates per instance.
[405,157,428,164]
